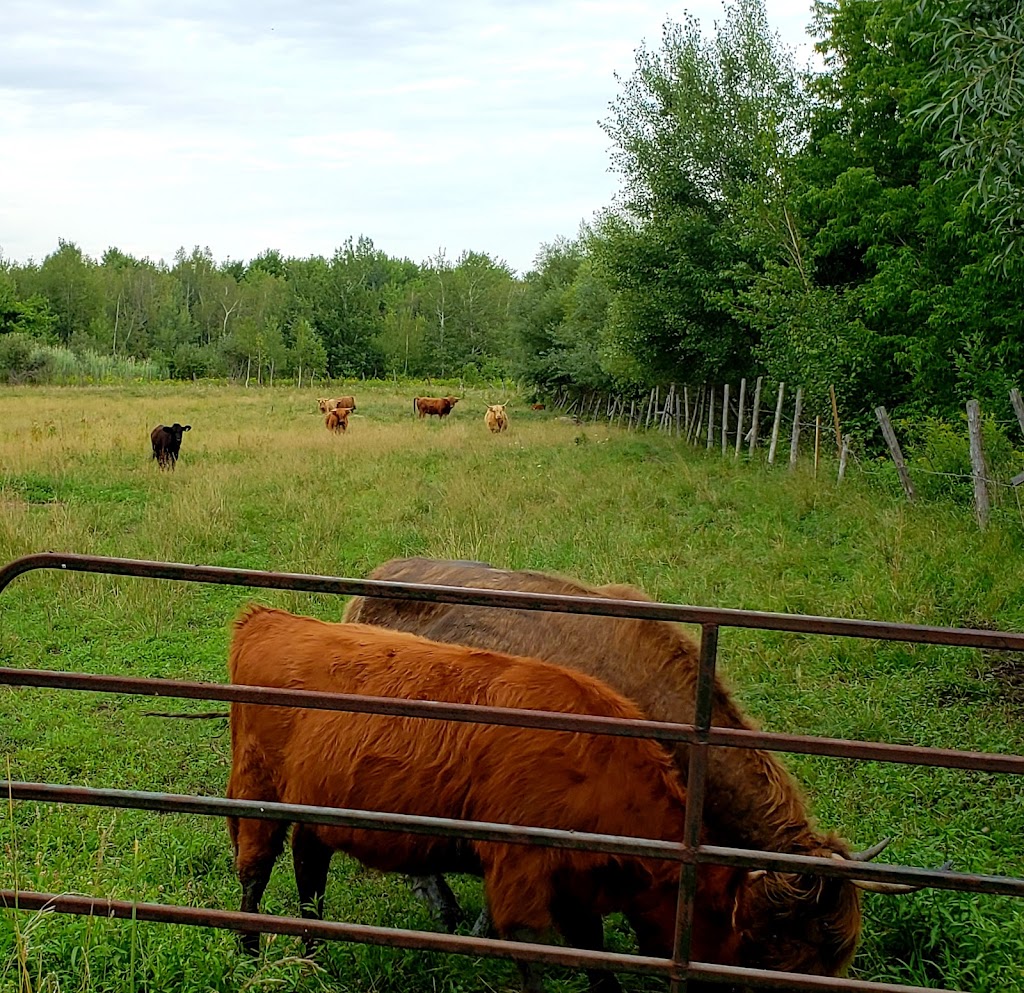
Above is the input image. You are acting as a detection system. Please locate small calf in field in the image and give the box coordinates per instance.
[150,423,191,470]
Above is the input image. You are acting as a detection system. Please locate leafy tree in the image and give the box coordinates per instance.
[22,240,105,344]
[514,236,613,395]
[0,270,56,338]
[291,317,328,387]
[913,0,1024,265]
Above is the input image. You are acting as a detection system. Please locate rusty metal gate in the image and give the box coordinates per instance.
[1,551,1023,993]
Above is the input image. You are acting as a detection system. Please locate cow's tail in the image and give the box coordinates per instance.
[412,397,419,416]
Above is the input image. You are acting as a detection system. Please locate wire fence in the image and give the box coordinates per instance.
[1,552,1023,993]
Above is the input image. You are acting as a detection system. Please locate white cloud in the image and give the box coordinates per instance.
[1,0,819,272]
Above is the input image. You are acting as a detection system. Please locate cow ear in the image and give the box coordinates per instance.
[183,425,192,431]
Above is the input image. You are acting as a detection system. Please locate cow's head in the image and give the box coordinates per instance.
[169,423,191,441]
[729,836,922,977]
[445,396,460,407]
[317,399,330,413]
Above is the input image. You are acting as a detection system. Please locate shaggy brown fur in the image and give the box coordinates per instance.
[226,606,746,991]
[413,395,459,418]
[344,558,864,978]
[324,407,352,433]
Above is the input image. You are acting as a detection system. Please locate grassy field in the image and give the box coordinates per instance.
[0,381,1022,993]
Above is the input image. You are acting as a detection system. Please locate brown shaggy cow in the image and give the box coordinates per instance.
[344,559,915,980]
[324,407,352,433]
[484,403,509,433]
[150,423,191,470]
[414,395,459,419]
[318,396,357,413]
[531,403,546,410]
[226,605,748,992]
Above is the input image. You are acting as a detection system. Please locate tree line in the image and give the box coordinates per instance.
[0,237,520,386]
[2,0,1022,438]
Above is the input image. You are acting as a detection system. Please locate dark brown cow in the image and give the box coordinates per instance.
[226,605,748,992]
[414,395,459,419]
[324,407,352,433]
[150,423,191,470]
[531,403,546,410]
[345,559,916,980]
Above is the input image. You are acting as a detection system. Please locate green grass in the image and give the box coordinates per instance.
[1,381,1023,992]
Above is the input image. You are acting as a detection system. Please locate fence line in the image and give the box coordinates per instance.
[553,382,1024,529]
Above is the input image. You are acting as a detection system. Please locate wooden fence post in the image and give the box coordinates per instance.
[683,386,690,436]
[734,378,746,456]
[645,387,658,429]
[706,388,715,449]
[788,387,803,471]
[690,385,706,445]
[875,405,915,502]
[768,382,785,465]
[967,399,990,529]
[721,384,730,455]
[830,385,842,451]
[814,416,821,477]
[748,376,763,457]
[838,434,851,483]
[1010,388,1024,437]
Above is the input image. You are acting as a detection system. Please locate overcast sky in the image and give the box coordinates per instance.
[2,1,817,274]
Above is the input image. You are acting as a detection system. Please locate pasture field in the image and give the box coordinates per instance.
[1,381,1023,993]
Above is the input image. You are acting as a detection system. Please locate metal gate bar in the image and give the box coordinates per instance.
[0,890,956,993]
[4,665,1023,775]
[3,551,1024,650]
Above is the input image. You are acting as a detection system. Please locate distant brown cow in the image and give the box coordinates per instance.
[318,396,357,413]
[150,423,191,470]
[324,407,352,433]
[484,403,508,433]
[413,395,459,419]
[345,559,921,980]
[227,605,749,991]
[531,403,546,410]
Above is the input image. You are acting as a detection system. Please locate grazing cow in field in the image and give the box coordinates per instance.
[150,423,191,470]
[318,396,357,414]
[484,403,509,433]
[345,558,921,980]
[414,395,459,419]
[531,403,546,410]
[324,407,352,433]
[226,605,750,992]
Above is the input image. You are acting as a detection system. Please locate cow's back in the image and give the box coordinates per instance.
[229,606,684,848]
[343,558,810,853]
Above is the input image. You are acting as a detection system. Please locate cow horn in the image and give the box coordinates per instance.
[832,852,953,894]
[846,837,892,862]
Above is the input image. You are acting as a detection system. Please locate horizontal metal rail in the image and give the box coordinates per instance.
[0,890,956,993]
[3,665,1023,776]
[5,781,1020,897]
[3,551,1024,650]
